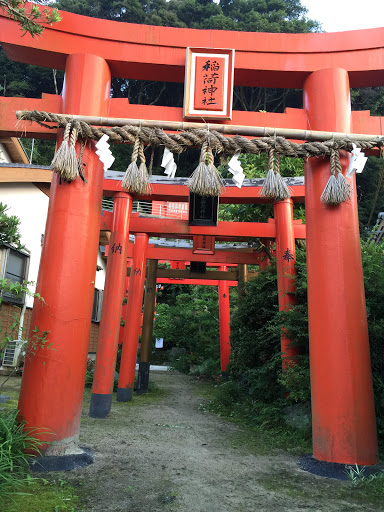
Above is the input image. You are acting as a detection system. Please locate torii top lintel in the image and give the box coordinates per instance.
[1,8,384,89]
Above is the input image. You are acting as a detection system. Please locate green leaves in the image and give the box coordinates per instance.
[0,409,43,500]
[0,278,44,308]
[0,1,61,37]
[0,203,23,249]
[153,285,235,375]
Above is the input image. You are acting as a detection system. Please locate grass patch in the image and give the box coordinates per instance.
[221,421,311,456]
[0,408,46,500]
[0,375,22,401]
[258,470,334,499]
[258,468,384,509]
[81,380,169,412]
[0,398,19,410]
[337,471,384,506]
[193,378,218,401]
[120,382,169,408]
[3,477,83,512]
[200,381,312,456]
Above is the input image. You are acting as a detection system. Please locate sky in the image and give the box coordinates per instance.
[301,0,384,32]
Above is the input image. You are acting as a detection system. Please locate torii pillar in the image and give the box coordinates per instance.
[237,263,248,303]
[218,265,231,376]
[117,233,149,401]
[259,240,273,271]
[18,53,111,457]
[304,68,377,465]
[90,192,132,418]
[137,259,158,394]
[274,199,299,370]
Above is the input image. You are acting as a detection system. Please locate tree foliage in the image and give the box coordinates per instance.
[219,153,305,223]
[153,283,237,376]
[0,203,23,248]
[0,0,60,36]
[229,242,384,446]
[154,286,221,365]
[53,0,320,32]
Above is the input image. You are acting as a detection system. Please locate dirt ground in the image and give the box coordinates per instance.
[49,371,381,512]
[2,372,382,511]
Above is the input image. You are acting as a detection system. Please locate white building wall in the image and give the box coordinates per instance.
[1,183,49,307]
[95,252,107,290]
[1,183,106,307]
[0,143,12,163]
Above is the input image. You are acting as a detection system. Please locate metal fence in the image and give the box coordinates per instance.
[101,198,188,220]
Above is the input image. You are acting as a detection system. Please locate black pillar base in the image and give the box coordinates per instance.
[116,387,133,402]
[89,393,112,418]
[297,454,384,480]
[221,371,229,381]
[137,362,150,394]
[30,447,93,473]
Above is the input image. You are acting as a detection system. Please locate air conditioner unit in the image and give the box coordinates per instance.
[2,339,25,368]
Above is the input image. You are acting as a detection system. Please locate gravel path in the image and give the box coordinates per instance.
[60,372,381,512]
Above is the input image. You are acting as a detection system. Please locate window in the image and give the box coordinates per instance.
[0,244,30,305]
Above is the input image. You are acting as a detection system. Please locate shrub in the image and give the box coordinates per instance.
[227,241,384,451]
[190,357,221,379]
[361,241,384,443]
[0,409,42,499]
[170,352,192,374]
[84,357,95,388]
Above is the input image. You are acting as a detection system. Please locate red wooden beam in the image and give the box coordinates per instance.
[2,9,384,87]
[0,159,307,205]
[0,94,62,138]
[103,177,306,204]
[132,245,262,265]
[157,278,237,287]
[101,211,306,240]
[1,95,382,143]
[0,161,306,204]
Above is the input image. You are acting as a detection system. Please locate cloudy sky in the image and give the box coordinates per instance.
[301,0,384,32]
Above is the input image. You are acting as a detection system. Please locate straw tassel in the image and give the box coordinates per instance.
[121,137,150,194]
[189,142,225,197]
[335,150,352,202]
[51,122,71,176]
[261,149,291,200]
[206,145,225,196]
[261,149,276,198]
[273,153,291,201]
[138,139,151,194]
[77,139,88,183]
[321,149,347,205]
[65,125,80,181]
[50,122,80,182]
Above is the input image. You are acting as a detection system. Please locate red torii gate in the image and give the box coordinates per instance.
[100,198,302,395]
[115,239,260,389]
[0,6,381,467]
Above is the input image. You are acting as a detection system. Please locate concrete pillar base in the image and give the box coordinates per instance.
[30,447,93,472]
[297,454,383,480]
